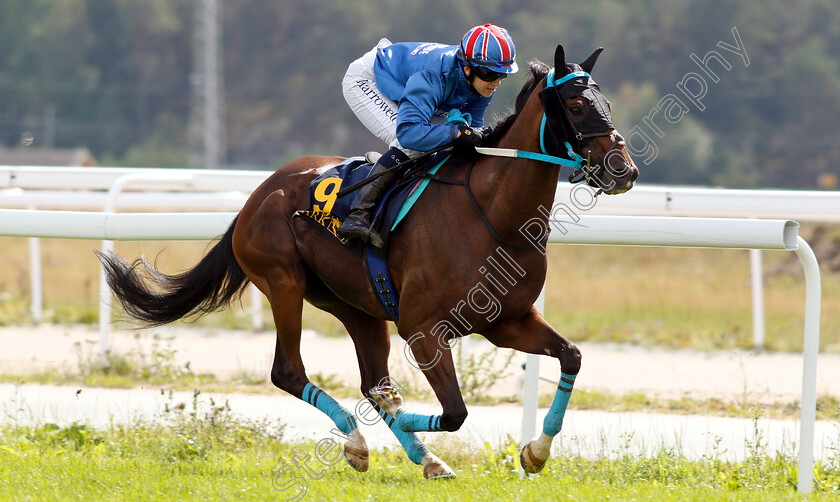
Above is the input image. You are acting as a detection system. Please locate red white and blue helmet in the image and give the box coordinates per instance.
[459,24,518,74]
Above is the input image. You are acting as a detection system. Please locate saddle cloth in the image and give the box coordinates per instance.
[294,153,449,322]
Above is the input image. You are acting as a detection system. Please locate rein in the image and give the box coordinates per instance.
[456,67,621,248]
[376,67,622,250]
[478,67,625,191]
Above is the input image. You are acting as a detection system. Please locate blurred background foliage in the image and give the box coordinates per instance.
[0,0,838,188]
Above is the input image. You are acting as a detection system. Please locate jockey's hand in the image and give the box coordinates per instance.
[454,125,484,149]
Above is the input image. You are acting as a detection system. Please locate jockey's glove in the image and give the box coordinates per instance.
[454,125,484,148]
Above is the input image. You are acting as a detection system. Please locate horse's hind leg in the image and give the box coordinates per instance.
[263,282,373,472]
[309,284,452,479]
[353,316,467,478]
[236,192,370,472]
[481,306,582,474]
[345,318,454,479]
[369,319,468,434]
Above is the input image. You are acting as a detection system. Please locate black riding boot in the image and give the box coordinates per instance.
[337,147,410,248]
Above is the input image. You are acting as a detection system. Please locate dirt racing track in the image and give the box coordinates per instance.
[1,325,838,462]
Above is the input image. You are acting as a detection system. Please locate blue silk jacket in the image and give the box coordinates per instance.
[374,42,491,151]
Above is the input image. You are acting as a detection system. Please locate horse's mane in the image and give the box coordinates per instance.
[483,59,551,146]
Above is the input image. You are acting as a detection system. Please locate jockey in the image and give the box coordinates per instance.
[337,23,518,247]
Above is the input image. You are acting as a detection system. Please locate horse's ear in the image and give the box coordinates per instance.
[581,47,604,73]
[554,45,568,75]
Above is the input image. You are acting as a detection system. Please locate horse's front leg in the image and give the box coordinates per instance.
[368,323,466,479]
[481,306,582,474]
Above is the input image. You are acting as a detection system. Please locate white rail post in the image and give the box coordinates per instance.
[99,172,195,366]
[250,283,263,331]
[750,249,765,351]
[529,215,819,494]
[28,238,42,324]
[27,204,43,325]
[794,237,821,493]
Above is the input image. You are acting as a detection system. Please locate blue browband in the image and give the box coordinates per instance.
[535,68,590,170]
[548,69,591,88]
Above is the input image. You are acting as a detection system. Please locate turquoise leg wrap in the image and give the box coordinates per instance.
[302,383,357,435]
[395,409,443,433]
[380,410,429,464]
[542,372,576,437]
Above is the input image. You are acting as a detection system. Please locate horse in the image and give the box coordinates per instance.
[97,45,639,479]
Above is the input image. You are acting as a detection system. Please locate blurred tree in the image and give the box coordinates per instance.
[0,0,836,187]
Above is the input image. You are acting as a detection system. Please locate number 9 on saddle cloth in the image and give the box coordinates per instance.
[293,152,450,322]
[294,108,472,248]
[294,152,449,249]
[293,110,468,321]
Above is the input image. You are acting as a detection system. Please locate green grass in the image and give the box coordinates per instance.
[0,410,838,501]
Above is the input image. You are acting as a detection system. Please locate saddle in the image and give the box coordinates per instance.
[295,152,450,321]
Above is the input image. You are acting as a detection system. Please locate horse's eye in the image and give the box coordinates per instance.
[569,105,583,115]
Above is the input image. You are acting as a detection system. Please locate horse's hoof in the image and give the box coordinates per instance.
[343,444,369,472]
[520,443,547,474]
[369,385,403,417]
[422,453,456,480]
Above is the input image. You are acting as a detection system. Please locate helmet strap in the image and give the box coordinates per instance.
[463,66,482,96]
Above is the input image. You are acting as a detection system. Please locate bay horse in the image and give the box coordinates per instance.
[98,45,638,479]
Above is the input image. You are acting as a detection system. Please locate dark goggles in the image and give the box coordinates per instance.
[470,65,508,82]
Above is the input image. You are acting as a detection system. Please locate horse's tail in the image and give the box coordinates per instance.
[95,216,249,327]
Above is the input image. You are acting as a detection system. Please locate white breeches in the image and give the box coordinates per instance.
[342,38,403,149]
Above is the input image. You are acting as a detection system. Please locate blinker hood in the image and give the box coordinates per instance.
[539,70,614,152]
[539,45,614,153]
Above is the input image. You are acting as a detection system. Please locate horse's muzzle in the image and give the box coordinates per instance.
[600,146,639,195]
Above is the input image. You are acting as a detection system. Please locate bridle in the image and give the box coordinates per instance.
[415,65,631,249]
[477,67,625,190]
[540,68,627,189]
[542,69,616,147]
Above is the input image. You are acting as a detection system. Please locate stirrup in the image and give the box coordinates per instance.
[337,214,373,239]
[337,224,383,248]
[365,151,382,165]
